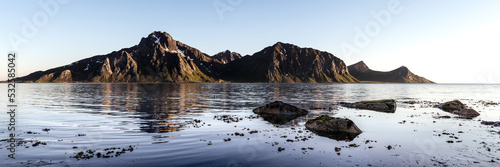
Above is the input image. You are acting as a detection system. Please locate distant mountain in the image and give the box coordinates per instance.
[347,61,433,83]
[16,31,358,83]
[212,50,242,64]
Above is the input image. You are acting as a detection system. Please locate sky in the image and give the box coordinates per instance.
[1,0,499,83]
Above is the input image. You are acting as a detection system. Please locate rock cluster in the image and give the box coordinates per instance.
[253,102,363,140]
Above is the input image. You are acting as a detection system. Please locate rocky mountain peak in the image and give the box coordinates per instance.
[273,42,284,47]
[138,31,177,52]
[213,50,242,63]
[349,61,370,72]
[393,66,410,75]
[397,65,408,70]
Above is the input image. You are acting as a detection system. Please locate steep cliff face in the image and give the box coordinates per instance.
[223,42,358,83]
[348,61,434,83]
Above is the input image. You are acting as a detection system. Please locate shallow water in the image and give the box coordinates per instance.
[1,83,500,166]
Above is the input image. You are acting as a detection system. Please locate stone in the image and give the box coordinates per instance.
[439,100,466,112]
[340,99,396,112]
[305,115,362,140]
[453,109,480,118]
[438,100,480,118]
[252,101,309,124]
[481,121,500,127]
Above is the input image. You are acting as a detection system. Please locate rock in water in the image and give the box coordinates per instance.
[438,100,480,118]
[439,100,466,112]
[481,121,500,127]
[305,115,362,140]
[454,109,480,118]
[253,101,309,124]
[340,99,396,113]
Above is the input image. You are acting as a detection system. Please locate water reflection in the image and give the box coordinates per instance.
[22,84,360,133]
[23,83,500,134]
[7,83,500,166]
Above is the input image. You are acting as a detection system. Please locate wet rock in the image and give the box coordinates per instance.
[438,100,480,118]
[454,109,480,118]
[340,99,396,113]
[32,141,47,147]
[433,116,451,119]
[253,101,309,124]
[481,121,500,127]
[439,100,465,112]
[305,115,362,140]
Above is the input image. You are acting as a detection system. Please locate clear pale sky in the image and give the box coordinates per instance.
[1,0,499,83]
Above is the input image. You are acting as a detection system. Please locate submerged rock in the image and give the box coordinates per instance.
[481,121,500,127]
[340,99,396,112]
[433,115,452,119]
[438,100,480,118]
[252,101,309,124]
[454,109,480,118]
[305,115,362,140]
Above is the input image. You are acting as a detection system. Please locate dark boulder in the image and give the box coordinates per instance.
[340,99,396,113]
[438,100,480,118]
[433,115,452,119]
[481,121,500,127]
[439,100,466,112]
[252,101,309,124]
[305,115,362,140]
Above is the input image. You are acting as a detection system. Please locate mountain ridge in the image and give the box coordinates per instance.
[347,61,434,83]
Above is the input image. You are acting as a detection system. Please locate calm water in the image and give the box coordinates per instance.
[1,83,500,166]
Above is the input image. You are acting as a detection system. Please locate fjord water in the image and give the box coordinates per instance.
[1,83,500,166]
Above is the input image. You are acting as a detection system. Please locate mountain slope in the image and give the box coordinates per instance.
[348,61,433,83]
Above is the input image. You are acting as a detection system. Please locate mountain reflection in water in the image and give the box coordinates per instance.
[2,83,500,166]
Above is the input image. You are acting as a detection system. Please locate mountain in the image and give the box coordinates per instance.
[221,42,358,83]
[212,50,242,64]
[347,61,433,83]
[18,31,235,83]
[16,31,359,83]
